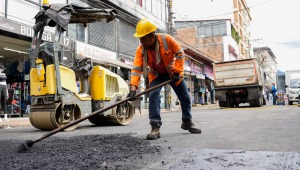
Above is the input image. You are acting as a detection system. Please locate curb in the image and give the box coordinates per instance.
[0,104,220,128]
[0,118,32,128]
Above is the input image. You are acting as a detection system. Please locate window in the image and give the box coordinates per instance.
[198,20,227,38]
[68,0,89,7]
[152,0,157,17]
[67,24,85,42]
[0,0,5,17]
[157,0,162,20]
[50,0,67,4]
[161,0,166,21]
[146,0,151,12]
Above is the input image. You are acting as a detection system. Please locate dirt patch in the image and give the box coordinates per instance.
[0,133,162,169]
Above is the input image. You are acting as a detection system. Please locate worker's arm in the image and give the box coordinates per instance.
[165,34,184,75]
[129,46,144,89]
[130,85,137,91]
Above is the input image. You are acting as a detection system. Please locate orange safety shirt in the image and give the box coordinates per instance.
[130,33,185,88]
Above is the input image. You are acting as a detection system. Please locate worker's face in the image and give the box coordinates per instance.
[140,33,155,49]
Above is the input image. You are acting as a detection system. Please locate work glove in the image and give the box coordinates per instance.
[172,72,180,83]
[127,90,137,101]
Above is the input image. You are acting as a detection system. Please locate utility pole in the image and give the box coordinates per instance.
[166,0,173,110]
[167,0,173,35]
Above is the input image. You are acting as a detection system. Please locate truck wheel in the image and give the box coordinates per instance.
[263,98,266,105]
[254,99,261,107]
[219,101,227,107]
[249,99,255,107]
[288,100,293,105]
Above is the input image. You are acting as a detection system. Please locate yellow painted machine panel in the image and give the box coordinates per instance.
[30,68,48,96]
[90,66,129,101]
[46,65,78,94]
[30,64,78,96]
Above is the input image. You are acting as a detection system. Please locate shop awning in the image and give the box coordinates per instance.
[92,58,132,70]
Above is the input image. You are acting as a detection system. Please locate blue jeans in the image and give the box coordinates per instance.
[149,73,192,127]
[272,93,277,105]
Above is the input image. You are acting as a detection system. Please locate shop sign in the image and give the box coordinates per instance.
[0,17,72,49]
[76,41,116,61]
[124,60,133,65]
[192,63,202,74]
[196,74,205,79]
[205,66,214,80]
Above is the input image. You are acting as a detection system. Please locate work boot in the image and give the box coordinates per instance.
[146,126,160,140]
[181,120,201,133]
[3,114,9,121]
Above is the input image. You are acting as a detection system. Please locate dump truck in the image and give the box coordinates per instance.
[213,58,266,107]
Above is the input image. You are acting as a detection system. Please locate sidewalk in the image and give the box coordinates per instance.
[0,117,32,129]
[0,103,219,129]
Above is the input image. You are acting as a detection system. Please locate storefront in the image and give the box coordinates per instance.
[0,17,74,116]
[183,48,217,105]
[204,64,215,103]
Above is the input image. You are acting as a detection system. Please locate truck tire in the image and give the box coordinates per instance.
[219,101,227,107]
[254,99,262,107]
[249,99,255,107]
[263,98,266,105]
[288,100,293,105]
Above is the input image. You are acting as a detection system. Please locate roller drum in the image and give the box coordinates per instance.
[29,103,81,131]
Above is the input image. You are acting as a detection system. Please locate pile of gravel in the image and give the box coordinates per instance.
[0,133,162,169]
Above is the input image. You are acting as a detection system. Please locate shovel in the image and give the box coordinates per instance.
[19,79,172,152]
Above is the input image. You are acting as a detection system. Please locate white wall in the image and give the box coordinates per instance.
[7,0,40,25]
[223,35,239,61]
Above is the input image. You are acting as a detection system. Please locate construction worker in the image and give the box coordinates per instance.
[127,18,201,140]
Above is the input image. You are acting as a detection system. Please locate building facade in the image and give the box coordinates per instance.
[174,0,252,59]
[0,0,170,111]
[175,19,239,62]
[253,47,277,92]
[233,0,252,59]
[170,24,218,106]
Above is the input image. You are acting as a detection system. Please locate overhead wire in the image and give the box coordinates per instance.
[173,0,275,29]
[171,12,221,61]
[172,0,276,59]
[177,0,274,20]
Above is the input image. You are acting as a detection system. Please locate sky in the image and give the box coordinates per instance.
[172,0,300,72]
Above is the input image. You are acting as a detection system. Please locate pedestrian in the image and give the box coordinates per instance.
[0,64,8,122]
[271,83,277,105]
[127,18,201,140]
[210,82,216,104]
[266,90,269,101]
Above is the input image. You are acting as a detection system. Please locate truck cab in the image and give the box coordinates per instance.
[286,77,300,105]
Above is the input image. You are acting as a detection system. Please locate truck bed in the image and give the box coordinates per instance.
[214,59,261,88]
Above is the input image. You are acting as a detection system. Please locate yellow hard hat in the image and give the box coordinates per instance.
[133,18,157,38]
[43,0,49,5]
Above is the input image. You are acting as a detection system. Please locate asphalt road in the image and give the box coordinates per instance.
[1,100,300,169]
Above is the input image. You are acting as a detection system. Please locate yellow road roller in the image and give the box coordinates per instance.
[29,3,133,131]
